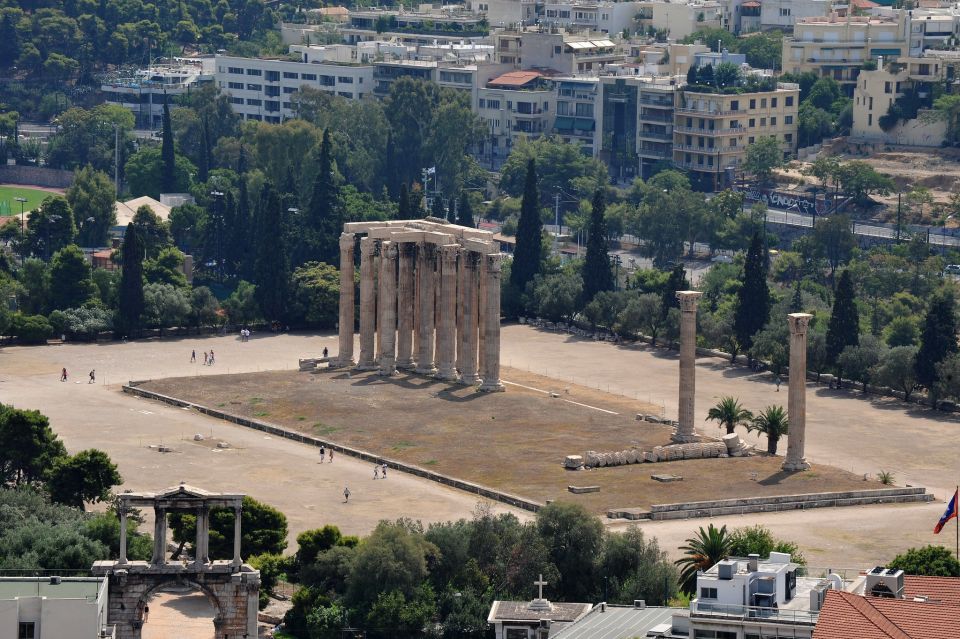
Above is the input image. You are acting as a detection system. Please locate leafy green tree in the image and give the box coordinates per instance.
[125,147,196,199]
[533,272,582,322]
[289,261,340,328]
[747,405,789,454]
[807,77,842,111]
[46,449,121,510]
[170,496,288,561]
[117,225,145,336]
[366,585,437,639]
[744,136,784,184]
[837,161,894,205]
[253,182,289,322]
[348,520,438,608]
[873,345,919,401]
[888,545,960,577]
[0,406,67,486]
[49,245,96,311]
[189,286,221,328]
[66,165,116,247]
[582,188,613,303]
[7,313,53,344]
[26,196,76,260]
[737,31,782,69]
[223,280,260,325]
[680,28,738,52]
[706,397,754,435]
[457,191,473,227]
[161,98,176,193]
[535,502,604,601]
[130,206,173,259]
[142,283,191,330]
[734,233,770,359]
[675,524,732,593]
[499,136,608,202]
[599,526,679,605]
[661,263,687,315]
[838,334,884,392]
[915,292,958,400]
[813,215,855,277]
[144,247,187,287]
[728,525,804,564]
[510,159,543,293]
[934,353,960,403]
[714,62,742,89]
[295,525,346,570]
[826,270,859,386]
[751,319,790,376]
[797,103,835,147]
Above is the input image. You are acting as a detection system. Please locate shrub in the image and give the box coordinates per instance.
[8,313,53,344]
[48,307,113,341]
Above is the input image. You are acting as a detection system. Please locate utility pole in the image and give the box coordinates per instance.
[554,191,560,253]
[896,191,903,243]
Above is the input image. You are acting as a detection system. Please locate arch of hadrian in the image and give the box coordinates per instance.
[334,219,504,392]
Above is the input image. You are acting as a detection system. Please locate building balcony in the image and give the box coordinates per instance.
[674,125,746,136]
[638,130,672,141]
[675,107,742,116]
[690,601,818,626]
[640,112,673,123]
[638,149,671,159]
[673,143,724,153]
[673,160,721,172]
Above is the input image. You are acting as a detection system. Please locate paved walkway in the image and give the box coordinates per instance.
[141,591,215,639]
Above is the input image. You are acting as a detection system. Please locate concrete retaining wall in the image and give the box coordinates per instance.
[0,165,73,188]
[122,383,543,513]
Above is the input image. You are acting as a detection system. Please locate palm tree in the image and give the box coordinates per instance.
[747,405,789,454]
[675,524,732,593]
[706,396,753,434]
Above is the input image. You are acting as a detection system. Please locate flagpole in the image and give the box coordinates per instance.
[956,485,958,560]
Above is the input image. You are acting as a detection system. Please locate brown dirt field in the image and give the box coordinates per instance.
[140,367,877,515]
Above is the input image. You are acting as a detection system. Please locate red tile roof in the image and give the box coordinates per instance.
[488,71,542,88]
[814,590,960,639]
[903,575,960,606]
[741,1,761,7]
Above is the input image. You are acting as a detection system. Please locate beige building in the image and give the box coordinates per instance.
[673,82,800,189]
[635,0,723,40]
[851,56,948,146]
[783,14,908,93]
[493,28,625,74]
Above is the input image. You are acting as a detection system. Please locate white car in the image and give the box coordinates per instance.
[711,254,734,264]
[945,264,960,276]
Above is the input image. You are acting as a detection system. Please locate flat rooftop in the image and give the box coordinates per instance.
[0,578,104,600]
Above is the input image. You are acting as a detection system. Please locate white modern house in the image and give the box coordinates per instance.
[0,577,111,639]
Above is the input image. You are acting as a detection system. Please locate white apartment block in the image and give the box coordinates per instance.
[493,28,626,74]
[214,54,374,122]
[468,0,538,27]
[100,57,214,129]
[553,77,601,157]
[541,1,645,35]
[760,0,832,31]
[475,71,556,168]
[0,577,110,639]
[635,1,723,40]
[907,7,960,56]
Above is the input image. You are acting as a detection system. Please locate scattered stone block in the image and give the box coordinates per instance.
[217,441,231,449]
[568,485,601,494]
[651,474,683,483]
[564,455,584,469]
[193,434,204,441]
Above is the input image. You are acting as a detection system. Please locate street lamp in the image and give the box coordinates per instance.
[14,197,26,262]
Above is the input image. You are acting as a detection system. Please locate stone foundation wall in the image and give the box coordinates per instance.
[0,165,74,188]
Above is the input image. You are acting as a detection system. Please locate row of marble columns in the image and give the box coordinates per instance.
[673,291,811,471]
[336,232,503,391]
[119,505,242,567]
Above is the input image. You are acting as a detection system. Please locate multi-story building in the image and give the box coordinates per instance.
[343,8,490,45]
[100,57,214,129]
[782,13,908,93]
[475,71,556,168]
[760,0,833,32]
[553,77,600,157]
[634,1,724,40]
[214,54,374,122]
[673,80,799,189]
[902,6,960,56]
[0,576,110,639]
[469,0,538,27]
[598,75,680,182]
[540,1,645,35]
[493,28,626,74]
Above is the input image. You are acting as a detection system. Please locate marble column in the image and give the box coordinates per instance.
[459,252,480,385]
[416,243,438,374]
[396,243,415,369]
[152,507,166,566]
[674,291,703,443]
[336,232,355,367]
[479,254,504,392]
[379,241,398,375]
[232,505,243,568]
[118,506,128,565]
[477,252,487,378]
[455,252,466,374]
[356,237,377,370]
[436,245,460,381]
[413,245,421,364]
[783,313,813,471]
[194,506,205,565]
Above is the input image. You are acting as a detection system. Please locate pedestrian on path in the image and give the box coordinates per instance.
[323,347,329,359]
[203,351,209,365]
[191,350,196,363]
[60,368,68,382]
[89,370,95,384]
[373,464,379,479]
[343,486,350,503]
[209,349,215,365]
[775,376,781,392]
[329,449,334,463]
[381,463,388,479]
[319,445,325,463]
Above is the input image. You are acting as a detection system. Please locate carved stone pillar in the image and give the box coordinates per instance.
[673,291,703,443]
[335,232,355,367]
[232,505,243,568]
[379,241,398,375]
[396,243,415,369]
[459,252,480,385]
[479,253,504,392]
[416,243,438,375]
[783,313,814,471]
[152,507,166,566]
[456,251,466,373]
[436,245,460,381]
[118,505,128,565]
[356,237,377,370]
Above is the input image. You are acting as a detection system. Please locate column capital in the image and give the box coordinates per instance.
[676,290,703,312]
[359,236,376,255]
[440,244,459,264]
[788,312,814,335]
[339,232,356,249]
[382,240,397,259]
[484,253,502,274]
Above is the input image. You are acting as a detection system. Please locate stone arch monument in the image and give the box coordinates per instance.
[92,484,260,639]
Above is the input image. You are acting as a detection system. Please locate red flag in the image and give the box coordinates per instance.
[934,489,958,534]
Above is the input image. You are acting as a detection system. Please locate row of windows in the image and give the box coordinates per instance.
[682,114,792,129]
[223,68,366,85]
[725,95,794,111]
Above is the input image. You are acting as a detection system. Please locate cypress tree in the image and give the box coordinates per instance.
[582,188,613,303]
[734,233,770,358]
[398,183,410,219]
[791,280,803,313]
[826,269,860,387]
[236,173,254,281]
[160,96,176,193]
[253,181,288,322]
[431,193,446,220]
[197,115,210,184]
[915,292,959,396]
[304,130,341,264]
[118,225,145,336]
[686,64,697,86]
[661,262,687,316]
[511,158,542,292]
[457,191,474,228]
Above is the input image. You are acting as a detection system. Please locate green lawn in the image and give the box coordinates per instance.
[0,185,54,216]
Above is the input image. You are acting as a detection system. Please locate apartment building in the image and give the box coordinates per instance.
[598,75,680,182]
[540,1,645,35]
[214,54,374,122]
[0,577,110,639]
[493,28,626,74]
[673,81,799,189]
[635,1,723,40]
[851,55,948,146]
[343,8,490,45]
[760,0,832,31]
[100,57,214,129]
[553,77,600,156]
[475,71,556,168]
[783,13,908,93]
[906,7,960,56]
[468,0,538,27]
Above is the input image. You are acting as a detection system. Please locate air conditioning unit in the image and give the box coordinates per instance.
[865,566,904,599]
[634,599,647,609]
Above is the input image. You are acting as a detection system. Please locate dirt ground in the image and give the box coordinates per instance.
[140,367,877,515]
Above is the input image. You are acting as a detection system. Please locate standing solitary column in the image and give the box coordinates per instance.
[356,237,377,370]
[416,243,438,375]
[783,313,813,471]
[232,505,243,568]
[152,507,166,566]
[436,245,459,381]
[674,291,703,442]
[336,232,355,367]
[479,254,504,392]
[379,242,398,375]
[118,505,128,565]
[459,252,480,385]
[396,243,415,369]
[194,506,207,565]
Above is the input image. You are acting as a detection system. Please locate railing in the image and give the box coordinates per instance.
[675,107,742,116]
[674,125,746,135]
[638,130,672,141]
[639,112,673,122]
[691,601,819,625]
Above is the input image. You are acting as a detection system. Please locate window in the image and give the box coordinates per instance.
[479,98,487,108]
[338,91,353,98]
[228,82,243,90]
[575,103,593,117]
[868,114,873,126]
[228,66,245,75]
[786,96,794,106]
[785,133,793,142]
[338,76,354,84]
[785,115,793,124]
[246,98,262,106]
[283,86,296,94]
[246,83,262,91]
[283,102,292,110]
[302,73,317,81]
[749,99,756,109]
[265,100,280,112]
[229,97,243,105]
[748,136,755,144]
[749,118,755,127]
[730,138,737,147]
[265,70,280,82]
[19,623,35,639]
[770,117,777,126]
[246,68,262,76]
[772,97,778,107]
[265,86,280,97]
[283,71,299,79]
[488,99,500,109]
[700,587,718,599]
[320,75,335,86]
[869,96,874,109]
[761,98,767,108]
[555,45,562,54]
[760,117,766,126]
[730,100,739,111]
[885,81,892,93]
[556,101,568,115]
[730,119,740,128]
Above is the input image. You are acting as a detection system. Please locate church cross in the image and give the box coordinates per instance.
[534,574,548,600]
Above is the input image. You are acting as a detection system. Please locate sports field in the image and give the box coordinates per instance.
[0,185,54,215]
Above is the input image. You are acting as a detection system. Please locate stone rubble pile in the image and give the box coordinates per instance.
[578,437,753,468]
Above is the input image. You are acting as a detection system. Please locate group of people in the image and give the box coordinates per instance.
[373,462,388,480]
[59,368,95,383]
[239,329,252,342]
[190,350,216,365]
[318,445,334,463]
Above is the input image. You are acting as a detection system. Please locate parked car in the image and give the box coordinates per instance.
[711,254,734,264]
[945,264,960,276]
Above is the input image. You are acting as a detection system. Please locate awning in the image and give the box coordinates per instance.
[554,116,574,131]
[573,118,595,131]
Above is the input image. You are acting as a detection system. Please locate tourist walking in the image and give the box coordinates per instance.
[373,464,379,480]
[319,445,325,463]
[203,351,208,366]
[89,370,95,384]
[381,463,387,479]
[209,350,215,365]
[191,350,196,363]
[323,347,328,359]
[60,368,68,382]
[343,486,350,503]
[329,449,334,463]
